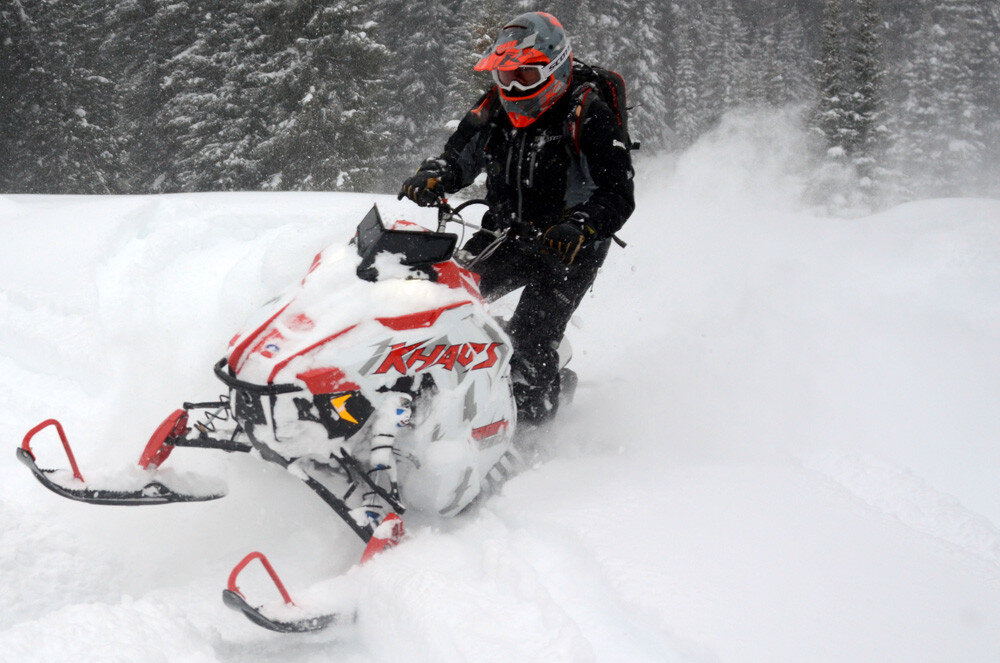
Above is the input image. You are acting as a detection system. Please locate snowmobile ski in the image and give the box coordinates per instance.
[223,514,405,632]
[18,418,227,505]
[222,552,354,633]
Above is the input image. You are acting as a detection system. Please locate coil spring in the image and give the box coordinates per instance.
[191,394,232,434]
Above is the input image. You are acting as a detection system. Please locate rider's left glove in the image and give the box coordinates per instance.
[398,158,450,207]
[541,212,597,265]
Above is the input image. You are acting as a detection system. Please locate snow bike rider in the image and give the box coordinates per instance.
[399,11,635,424]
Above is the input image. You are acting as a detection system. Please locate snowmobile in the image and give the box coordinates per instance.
[16,200,557,633]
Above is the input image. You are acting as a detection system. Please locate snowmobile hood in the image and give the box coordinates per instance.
[225,237,483,390]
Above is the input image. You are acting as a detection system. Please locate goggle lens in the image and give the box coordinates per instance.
[493,66,544,92]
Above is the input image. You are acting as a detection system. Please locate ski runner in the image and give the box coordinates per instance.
[399,11,635,425]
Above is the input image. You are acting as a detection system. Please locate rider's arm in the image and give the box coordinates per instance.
[572,98,635,238]
[438,89,497,192]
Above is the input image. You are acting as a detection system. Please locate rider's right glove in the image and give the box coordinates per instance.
[398,158,450,207]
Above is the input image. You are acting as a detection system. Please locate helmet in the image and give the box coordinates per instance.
[474,12,573,129]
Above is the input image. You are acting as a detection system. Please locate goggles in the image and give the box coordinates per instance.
[493,65,545,93]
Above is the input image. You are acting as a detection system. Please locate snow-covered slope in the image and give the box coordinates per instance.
[1,113,998,662]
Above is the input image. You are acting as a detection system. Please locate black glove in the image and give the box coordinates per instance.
[398,158,449,207]
[541,212,597,265]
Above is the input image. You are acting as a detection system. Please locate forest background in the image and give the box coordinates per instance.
[1,0,998,210]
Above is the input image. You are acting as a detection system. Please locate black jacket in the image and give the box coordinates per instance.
[437,74,635,248]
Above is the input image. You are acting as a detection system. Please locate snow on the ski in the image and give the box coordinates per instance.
[2,112,999,662]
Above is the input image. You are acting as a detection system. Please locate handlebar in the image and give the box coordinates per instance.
[434,199,492,234]
[420,198,616,271]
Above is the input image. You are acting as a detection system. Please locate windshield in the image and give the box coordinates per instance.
[355,205,457,279]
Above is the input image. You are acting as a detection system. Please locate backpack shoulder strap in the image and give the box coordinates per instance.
[565,82,599,155]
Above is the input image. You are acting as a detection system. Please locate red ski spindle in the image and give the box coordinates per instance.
[228,552,295,605]
[360,513,405,565]
[21,419,84,482]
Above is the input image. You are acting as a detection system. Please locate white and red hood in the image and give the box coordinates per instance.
[225,239,484,396]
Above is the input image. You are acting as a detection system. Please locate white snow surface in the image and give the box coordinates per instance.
[1,113,999,662]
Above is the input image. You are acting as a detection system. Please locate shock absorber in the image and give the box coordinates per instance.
[360,392,412,523]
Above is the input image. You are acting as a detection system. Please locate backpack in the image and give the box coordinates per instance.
[565,61,641,155]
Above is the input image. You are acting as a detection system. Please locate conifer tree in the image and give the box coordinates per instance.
[813,0,852,160]
[377,0,460,187]
[888,0,990,196]
[771,11,813,105]
[254,1,390,192]
[847,0,887,190]
[588,2,669,151]
[2,0,122,193]
[0,0,36,189]
[807,0,870,211]
[671,2,706,145]
[700,0,750,119]
[155,2,262,190]
[552,0,595,61]
[451,0,505,112]
[103,0,208,191]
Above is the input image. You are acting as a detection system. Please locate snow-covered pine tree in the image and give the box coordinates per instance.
[551,0,595,61]
[964,0,1000,196]
[746,16,777,105]
[103,0,208,191]
[0,0,36,189]
[747,6,813,107]
[700,0,750,120]
[2,0,122,193]
[812,0,852,160]
[888,0,990,196]
[154,1,265,191]
[376,0,460,187]
[847,0,887,193]
[987,4,1000,195]
[671,2,707,145]
[449,0,504,115]
[771,9,813,105]
[590,2,670,151]
[254,0,390,192]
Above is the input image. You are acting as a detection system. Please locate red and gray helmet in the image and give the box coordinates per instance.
[474,12,573,129]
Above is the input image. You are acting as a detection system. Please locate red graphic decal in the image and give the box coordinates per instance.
[472,419,509,441]
[374,341,506,376]
[302,252,323,284]
[390,219,423,230]
[406,344,446,372]
[434,344,460,371]
[229,302,291,371]
[433,262,483,301]
[286,313,315,332]
[376,301,471,331]
[252,329,285,359]
[471,342,501,370]
[296,367,360,395]
[267,324,357,384]
[457,343,482,367]
[541,82,566,108]
[375,342,427,375]
[475,40,550,71]
[538,12,563,29]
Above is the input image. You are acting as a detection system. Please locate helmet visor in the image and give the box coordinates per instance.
[492,65,545,94]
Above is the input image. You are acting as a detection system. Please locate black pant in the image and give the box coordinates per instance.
[473,238,610,422]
